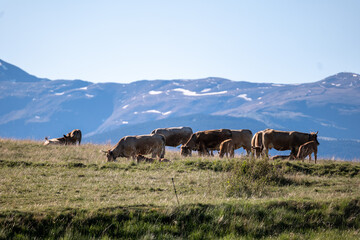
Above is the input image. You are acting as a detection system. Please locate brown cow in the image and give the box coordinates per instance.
[297,140,319,164]
[251,129,269,158]
[262,129,319,159]
[219,139,235,158]
[137,155,172,163]
[64,129,82,145]
[136,155,155,163]
[43,136,68,145]
[151,127,193,147]
[181,129,232,156]
[104,134,165,162]
[270,155,294,161]
[231,129,252,156]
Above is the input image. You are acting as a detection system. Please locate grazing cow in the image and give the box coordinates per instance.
[231,129,252,156]
[104,134,165,162]
[262,129,319,159]
[297,140,319,164]
[181,129,232,156]
[43,136,68,145]
[251,129,268,158]
[64,129,82,145]
[219,139,235,158]
[151,127,193,147]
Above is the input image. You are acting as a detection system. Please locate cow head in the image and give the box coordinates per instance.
[103,150,116,162]
[309,131,319,145]
[180,146,192,157]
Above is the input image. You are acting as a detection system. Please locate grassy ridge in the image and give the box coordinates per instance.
[1,139,360,239]
[1,200,360,239]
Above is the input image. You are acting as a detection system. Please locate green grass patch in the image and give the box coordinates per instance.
[0,139,360,239]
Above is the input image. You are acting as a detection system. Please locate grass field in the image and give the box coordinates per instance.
[0,138,360,239]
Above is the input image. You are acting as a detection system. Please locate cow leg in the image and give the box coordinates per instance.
[314,149,317,164]
[246,148,251,157]
[262,147,269,159]
[230,148,235,158]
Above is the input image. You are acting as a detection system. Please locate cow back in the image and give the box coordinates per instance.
[151,127,193,147]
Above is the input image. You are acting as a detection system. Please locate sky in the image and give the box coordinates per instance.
[0,0,359,84]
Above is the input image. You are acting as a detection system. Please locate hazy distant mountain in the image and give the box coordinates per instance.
[1,59,359,160]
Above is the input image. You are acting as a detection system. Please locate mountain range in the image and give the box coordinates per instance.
[1,59,359,160]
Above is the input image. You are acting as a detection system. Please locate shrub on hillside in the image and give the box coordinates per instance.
[226,159,290,198]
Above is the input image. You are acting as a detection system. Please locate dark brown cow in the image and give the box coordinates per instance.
[219,139,235,158]
[64,129,82,145]
[181,129,232,156]
[231,129,252,156]
[104,134,165,162]
[297,140,319,164]
[151,127,193,147]
[262,129,319,159]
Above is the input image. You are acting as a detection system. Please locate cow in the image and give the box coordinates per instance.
[151,127,193,147]
[64,129,82,145]
[104,134,165,162]
[296,140,319,164]
[270,155,294,161]
[219,139,235,158]
[251,129,268,158]
[230,129,252,156]
[136,155,172,163]
[262,129,319,159]
[181,129,232,156]
[43,136,68,145]
[136,155,155,163]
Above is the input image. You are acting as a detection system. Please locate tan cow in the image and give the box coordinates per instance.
[231,129,252,156]
[262,129,319,159]
[219,139,235,158]
[43,136,68,145]
[64,129,82,145]
[251,130,267,158]
[296,140,319,164]
[151,127,193,147]
[104,134,165,162]
[181,129,232,156]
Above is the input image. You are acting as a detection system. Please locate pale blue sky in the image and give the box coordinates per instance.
[0,0,359,84]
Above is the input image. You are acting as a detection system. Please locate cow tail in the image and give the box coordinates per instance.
[79,131,82,145]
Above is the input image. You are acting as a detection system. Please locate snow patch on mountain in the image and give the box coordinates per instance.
[149,90,162,95]
[237,94,252,101]
[173,88,227,96]
[143,110,172,115]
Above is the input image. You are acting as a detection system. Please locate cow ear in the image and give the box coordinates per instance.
[315,131,319,135]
